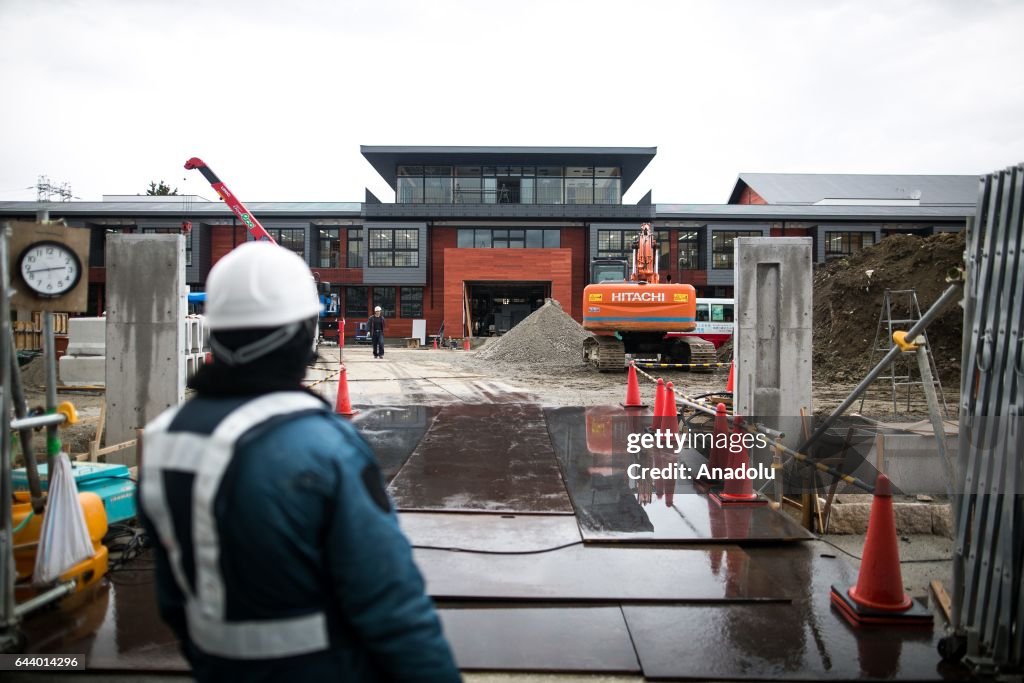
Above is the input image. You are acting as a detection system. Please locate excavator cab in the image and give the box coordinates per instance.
[590,259,628,283]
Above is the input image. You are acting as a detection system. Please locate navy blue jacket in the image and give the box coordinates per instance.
[139,395,460,682]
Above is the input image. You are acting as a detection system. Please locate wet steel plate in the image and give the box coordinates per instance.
[388,404,574,514]
[622,546,969,681]
[546,406,814,542]
[353,405,439,483]
[21,570,188,671]
[400,512,582,552]
[415,544,790,603]
[439,606,640,673]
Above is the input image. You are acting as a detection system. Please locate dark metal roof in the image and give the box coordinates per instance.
[728,173,979,205]
[360,145,656,193]
[655,203,974,221]
[0,201,361,216]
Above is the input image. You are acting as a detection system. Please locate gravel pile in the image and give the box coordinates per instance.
[475,299,592,366]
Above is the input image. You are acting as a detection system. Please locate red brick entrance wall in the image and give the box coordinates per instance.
[442,248,573,337]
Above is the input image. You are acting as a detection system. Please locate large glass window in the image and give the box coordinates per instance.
[424,166,453,204]
[394,164,619,205]
[825,231,875,258]
[400,287,424,318]
[347,228,363,267]
[597,230,631,259]
[373,286,396,318]
[268,228,305,261]
[710,302,735,322]
[711,231,761,269]
[368,228,419,268]
[678,230,701,269]
[655,230,670,266]
[536,177,563,204]
[317,228,341,268]
[141,228,192,266]
[458,228,559,248]
[594,167,621,204]
[345,286,368,318]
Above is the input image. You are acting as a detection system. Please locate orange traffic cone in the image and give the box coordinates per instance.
[651,378,665,430]
[432,336,438,350]
[463,337,471,351]
[622,361,646,408]
[334,365,358,418]
[726,360,735,393]
[698,402,730,484]
[662,382,677,433]
[713,415,765,506]
[830,474,932,626]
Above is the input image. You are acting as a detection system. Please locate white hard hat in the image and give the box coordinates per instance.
[374,305,382,312]
[205,241,320,330]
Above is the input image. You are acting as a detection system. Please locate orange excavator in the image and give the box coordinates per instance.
[582,223,716,371]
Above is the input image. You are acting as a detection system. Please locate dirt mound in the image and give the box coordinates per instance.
[813,231,965,384]
[716,338,733,362]
[18,356,49,390]
[475,299,592,366]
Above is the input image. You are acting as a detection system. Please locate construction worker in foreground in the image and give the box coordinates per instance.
[138,242,460,682]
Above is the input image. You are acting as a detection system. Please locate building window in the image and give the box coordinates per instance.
[711,231,761,269]
[825,231,875,258]
[395,165,619,205]
[268,228,305,261]
[347,228,363,268]
[373,286,396,318]
[345,286,368,318]
[368,228,419,267]
[678,230,701,269]
[654,230,671,267]
[597,230,631,260]
[317,228,341,268]
[400,287,424,318]
[140,228,192,266]
[457,228,560,248]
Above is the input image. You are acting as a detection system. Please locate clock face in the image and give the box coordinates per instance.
[19,241,82,297]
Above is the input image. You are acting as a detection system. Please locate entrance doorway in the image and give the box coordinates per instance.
[466,281,549,336]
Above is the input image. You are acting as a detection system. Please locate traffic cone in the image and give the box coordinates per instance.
[621,361,647,408]
[662,382,677,433]
[463,337,471,351]
[651,378,665,430]
[830,474,932,626]
[726,360,735,393]
[712,415,765,506]
[334,365,359,418]
[432,336,438,350]
[697,402,729,486]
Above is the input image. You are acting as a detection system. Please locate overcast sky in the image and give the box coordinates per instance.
[1,0,1022,205]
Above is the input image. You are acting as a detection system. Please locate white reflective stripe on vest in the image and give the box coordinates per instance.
[143,391,331,659]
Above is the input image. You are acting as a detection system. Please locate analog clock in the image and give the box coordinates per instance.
[18,240,83,298]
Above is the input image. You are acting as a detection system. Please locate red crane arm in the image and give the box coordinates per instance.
[184,157,275,243]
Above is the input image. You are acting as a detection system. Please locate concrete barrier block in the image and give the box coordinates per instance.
[66,342,106,357]
[59,355,106,386]
[68,317,106,345]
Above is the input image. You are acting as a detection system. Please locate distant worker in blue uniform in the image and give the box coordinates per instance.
[369,305,386,359]
[138,242,459,682]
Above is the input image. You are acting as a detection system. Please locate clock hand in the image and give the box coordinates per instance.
[25,266,69,274]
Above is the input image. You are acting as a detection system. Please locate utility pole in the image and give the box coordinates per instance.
[35,175,74,202]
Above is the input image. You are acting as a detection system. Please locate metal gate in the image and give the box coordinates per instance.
[947,162,1023,673]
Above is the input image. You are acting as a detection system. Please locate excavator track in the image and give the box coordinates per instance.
[671,336,719,371]
[583,336,626,372]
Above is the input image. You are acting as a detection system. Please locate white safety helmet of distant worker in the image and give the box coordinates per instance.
[205,241,320,330]
[374,306,382,312]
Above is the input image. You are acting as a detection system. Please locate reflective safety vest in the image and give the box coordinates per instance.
[140,391,331,659]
